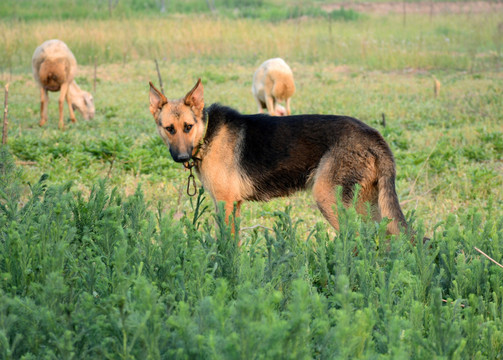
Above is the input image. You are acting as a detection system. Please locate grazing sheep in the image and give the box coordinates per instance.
[32,39,95,129]
[252,58,295,116]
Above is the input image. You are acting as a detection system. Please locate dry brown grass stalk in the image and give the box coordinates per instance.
[474,246,503,270]
[2,83,8,145]
[433,76,441,98]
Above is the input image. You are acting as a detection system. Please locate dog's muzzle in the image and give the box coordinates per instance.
[170,148,192,163]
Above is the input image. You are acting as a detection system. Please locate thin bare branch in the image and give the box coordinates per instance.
[154,59,165,94]
[107,154,117,178]
[2,83,9,145]
[16,161,37,165]
[474,247,503,270]
[93,56,97,93]
[240,224,273,232]
[400,184,441,206]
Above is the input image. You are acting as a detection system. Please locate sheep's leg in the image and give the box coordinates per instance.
[255,97,264,114]
[39,88,48,126]
[265,94,276,116]
[285,97,292,116]
[58,83,69,129]
[66,90,77,123]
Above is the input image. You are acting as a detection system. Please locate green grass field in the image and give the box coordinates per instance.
[1,2,503,358]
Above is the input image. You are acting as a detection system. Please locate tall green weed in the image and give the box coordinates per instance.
[1,148,503,358]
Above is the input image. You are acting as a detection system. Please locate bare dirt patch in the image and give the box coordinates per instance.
[322,1,503,15]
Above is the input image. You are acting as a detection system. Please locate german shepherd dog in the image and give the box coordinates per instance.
[149,79,408,235]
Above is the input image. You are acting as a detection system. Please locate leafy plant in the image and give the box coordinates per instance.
[1,148,503,358]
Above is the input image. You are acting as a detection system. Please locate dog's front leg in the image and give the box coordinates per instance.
[212,199,242,239]
[223,200,242,232]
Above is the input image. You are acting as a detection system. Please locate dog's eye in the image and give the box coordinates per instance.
[165,125,175,134]
[184,124,193,133]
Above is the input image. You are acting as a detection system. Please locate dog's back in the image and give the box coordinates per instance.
[204,104,407,234]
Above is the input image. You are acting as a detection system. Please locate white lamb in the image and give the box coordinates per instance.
[32,39,95,129]
[252,58,295,116]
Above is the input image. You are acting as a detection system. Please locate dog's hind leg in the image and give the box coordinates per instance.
[313,183,339,231]
[313,151,377,231]
[355,159,381,223]
[312,157,340,231]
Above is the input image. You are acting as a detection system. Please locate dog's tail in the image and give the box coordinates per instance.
[376,154,408,235]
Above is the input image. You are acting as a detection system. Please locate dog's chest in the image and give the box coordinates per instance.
[194,127,253,201]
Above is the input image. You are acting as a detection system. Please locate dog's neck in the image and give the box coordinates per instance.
[191,108,210,163]
[192,104,239,165]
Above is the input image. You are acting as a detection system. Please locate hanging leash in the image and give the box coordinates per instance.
[182,112,208,197]
[183,160,197,196]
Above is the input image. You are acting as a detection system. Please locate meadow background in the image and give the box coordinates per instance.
[1,0,503,358]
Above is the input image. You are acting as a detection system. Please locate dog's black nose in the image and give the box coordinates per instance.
[173,153,191,163]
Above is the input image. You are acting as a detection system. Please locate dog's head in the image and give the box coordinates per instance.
[149,79,206,163]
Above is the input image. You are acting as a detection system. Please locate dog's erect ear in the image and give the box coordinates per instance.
[149,81,167,116]
[184,78,204,112]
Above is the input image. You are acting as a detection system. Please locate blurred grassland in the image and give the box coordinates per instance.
[0,0,409,21]
[1,12,502,71]
[0,11,502,237]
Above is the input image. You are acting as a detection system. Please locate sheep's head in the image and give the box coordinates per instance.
[72,91,95,120]
[275,104,286,116]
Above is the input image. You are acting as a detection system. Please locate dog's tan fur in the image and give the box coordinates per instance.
[197,126,255,218]
[149,79,408,236]
[252,58,295,116]
[32,39,95,129]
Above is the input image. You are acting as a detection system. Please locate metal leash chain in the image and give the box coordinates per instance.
[183,141,204,197]
[184,161,197,196]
